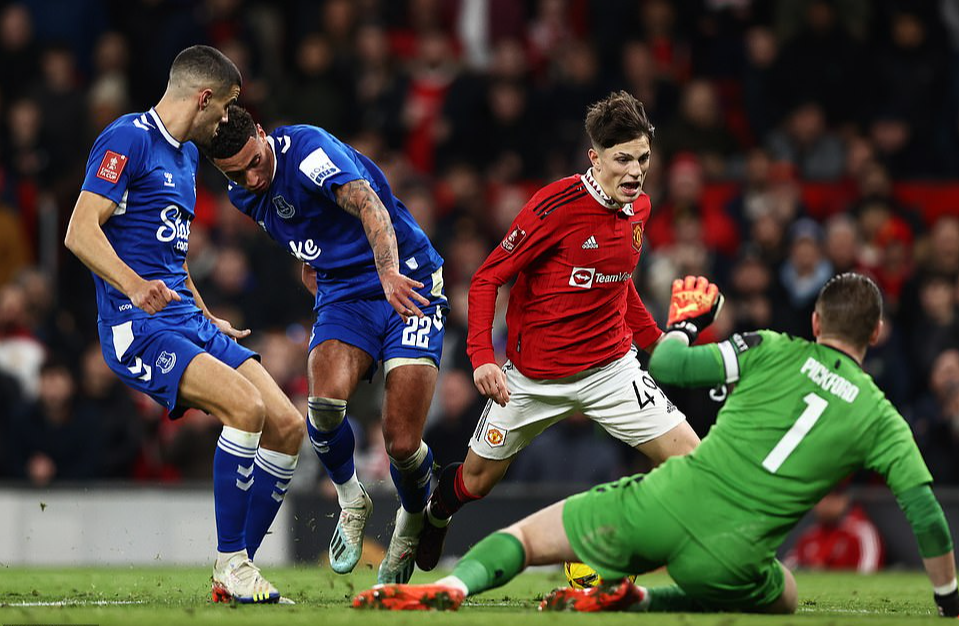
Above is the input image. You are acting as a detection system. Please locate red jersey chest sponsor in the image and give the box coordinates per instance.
[559,213,644,290]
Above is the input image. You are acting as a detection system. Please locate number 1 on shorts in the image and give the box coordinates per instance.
[762,392,828,473]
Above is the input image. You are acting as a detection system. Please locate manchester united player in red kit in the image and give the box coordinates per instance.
[415,91,709,571]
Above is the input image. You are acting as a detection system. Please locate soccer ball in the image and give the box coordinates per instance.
[563,561,637,589]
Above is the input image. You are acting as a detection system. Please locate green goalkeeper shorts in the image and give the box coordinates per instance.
[562,474,785,611]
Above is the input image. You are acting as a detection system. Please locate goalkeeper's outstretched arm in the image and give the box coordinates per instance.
[649,334,727,388]
[896,484,959,617]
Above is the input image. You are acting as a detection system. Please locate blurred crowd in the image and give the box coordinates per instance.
[2,0,959,490]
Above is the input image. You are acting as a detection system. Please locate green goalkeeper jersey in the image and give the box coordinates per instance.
[645,330,932,560]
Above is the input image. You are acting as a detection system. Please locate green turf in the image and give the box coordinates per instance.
[0,566,944,625]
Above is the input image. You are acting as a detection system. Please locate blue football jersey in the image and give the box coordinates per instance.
[81,109,199,324]
[226,125,443,306]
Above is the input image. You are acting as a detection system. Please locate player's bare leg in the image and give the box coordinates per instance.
[308,340,372,574]
[179,354,280,604]
[416,449,514,570]
[378,361,438,584]
[634,420,700,466]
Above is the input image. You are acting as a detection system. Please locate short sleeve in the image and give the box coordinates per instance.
[294,129,364,203]
[81,122,146,205]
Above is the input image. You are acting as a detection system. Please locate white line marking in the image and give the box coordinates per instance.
[4,599,147,607]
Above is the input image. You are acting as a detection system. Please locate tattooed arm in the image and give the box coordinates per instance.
[334,179,429,320]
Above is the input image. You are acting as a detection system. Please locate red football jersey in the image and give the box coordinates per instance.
[785,506,885,573]
[468,172,662,379]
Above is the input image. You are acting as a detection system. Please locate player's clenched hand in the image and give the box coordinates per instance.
[381,268,430,322]
[129,278,181,315]
[666,275,724,344]
[474,363,510,407]
[210,316,251,340]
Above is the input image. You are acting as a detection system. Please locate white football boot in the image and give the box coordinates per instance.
[376,507,422,585]
[329,483,374,574]
[211,553,280,604]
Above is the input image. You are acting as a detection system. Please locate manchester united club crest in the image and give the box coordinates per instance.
[631,221,644,252]
[485,426,507,447]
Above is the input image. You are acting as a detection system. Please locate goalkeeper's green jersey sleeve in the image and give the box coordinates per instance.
[644,331,933,555]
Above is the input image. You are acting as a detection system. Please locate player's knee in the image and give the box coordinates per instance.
[307,397,347,431]
[229,388,267,432]
[274,410,305,448]
[384,434,420,462]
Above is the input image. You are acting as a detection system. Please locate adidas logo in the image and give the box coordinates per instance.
[581,236,599,250]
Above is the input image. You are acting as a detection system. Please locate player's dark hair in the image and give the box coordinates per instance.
[205,104,256,159]
[168,45,241,94]
[584,90,655,149]
[815,272,882,349]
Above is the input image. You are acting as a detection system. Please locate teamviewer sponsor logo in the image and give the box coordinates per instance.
[569,267,631,289]
[569,267,596,288]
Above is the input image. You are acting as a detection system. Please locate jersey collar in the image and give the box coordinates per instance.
[581,168,634,216]
[148,108,181,149]
[265,135,278,182]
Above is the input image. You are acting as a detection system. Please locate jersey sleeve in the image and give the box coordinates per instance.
[648,335,726,386]
[466,199,561,368]
[294,129,365,203]
[81,122,147,205]
[864,402,934,496]
[625,280,662,350]
[714,329,777,384]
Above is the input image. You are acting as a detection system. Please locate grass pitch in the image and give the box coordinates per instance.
[0,566,944,625]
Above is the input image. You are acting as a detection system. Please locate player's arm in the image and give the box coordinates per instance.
[182,260,250,340]
[301,263,317,297]
[895,484,958,617]
[468,207,557,406]
[333,178,428,322]
[64,191,181,315]
[625,280,663,353]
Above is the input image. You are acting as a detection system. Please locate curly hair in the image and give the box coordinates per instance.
[205,104,257,160]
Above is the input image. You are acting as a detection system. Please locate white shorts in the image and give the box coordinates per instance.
[469,348,687,461]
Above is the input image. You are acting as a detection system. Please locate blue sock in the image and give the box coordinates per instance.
[214,426,261,553]
[245,447,297,560]
[307,398,356,484]
[389,441,433,513]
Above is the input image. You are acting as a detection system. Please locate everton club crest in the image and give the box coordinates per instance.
[273,195,296,219]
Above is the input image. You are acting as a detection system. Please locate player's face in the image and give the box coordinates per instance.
[194,84,241,145]
[589,135,651,205]
[214,126,275,194]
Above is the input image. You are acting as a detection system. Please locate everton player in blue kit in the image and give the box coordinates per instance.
[64,47,304,604]
[207,105,446,584]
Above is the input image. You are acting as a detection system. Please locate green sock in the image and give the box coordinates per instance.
[646,585,707,612]
[450,532,526,595]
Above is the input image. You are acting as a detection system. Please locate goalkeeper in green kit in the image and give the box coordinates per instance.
[353,272,959,617]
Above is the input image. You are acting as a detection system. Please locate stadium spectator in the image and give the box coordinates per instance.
[4,359,102,486]
[784,487,885,573]
[765,101,845,181]
[657,79,741,179]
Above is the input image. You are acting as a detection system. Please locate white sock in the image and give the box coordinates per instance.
[334,471,365,507]
[636,586,651,611]
[435,575,469,595]
[216,548,248,569]
[395,506,424,537]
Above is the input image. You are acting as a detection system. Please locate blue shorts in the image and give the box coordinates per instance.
[98,309,258,418]
[309,267,448,378]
